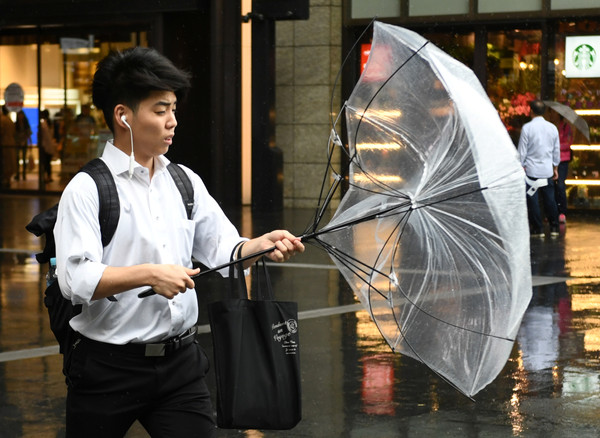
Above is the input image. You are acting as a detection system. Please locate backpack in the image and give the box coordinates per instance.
[26,158,194,353]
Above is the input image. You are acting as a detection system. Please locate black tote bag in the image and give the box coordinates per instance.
[207,256,301,430]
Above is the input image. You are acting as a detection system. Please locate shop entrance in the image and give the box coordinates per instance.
[0,28,145,193]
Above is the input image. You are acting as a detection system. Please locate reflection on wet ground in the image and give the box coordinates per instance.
[1,195,600,437]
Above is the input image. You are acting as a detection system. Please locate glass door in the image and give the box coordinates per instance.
[0,37,39,190]
[0,28,145,193]
[58,37,104,186]
[554,20,600,209]
[486,28,543,145]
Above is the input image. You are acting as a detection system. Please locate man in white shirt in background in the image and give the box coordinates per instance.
[55,47,304,438]
[517,99,560,238]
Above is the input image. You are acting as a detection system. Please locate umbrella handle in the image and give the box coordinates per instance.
[137,245,277,298]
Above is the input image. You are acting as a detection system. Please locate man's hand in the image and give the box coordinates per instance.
[239,230,305,267]
[149,265,200,299]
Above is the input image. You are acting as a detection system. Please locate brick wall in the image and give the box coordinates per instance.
[275,0,342,209]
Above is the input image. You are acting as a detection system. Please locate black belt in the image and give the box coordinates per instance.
[80,327,197,357]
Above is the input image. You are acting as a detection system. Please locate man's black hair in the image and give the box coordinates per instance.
[529,99,546,116]
[92,47,192,132]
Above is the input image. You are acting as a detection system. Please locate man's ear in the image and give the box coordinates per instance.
[113,104,130,129]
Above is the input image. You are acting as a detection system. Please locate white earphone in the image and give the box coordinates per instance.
[121,115,135,179]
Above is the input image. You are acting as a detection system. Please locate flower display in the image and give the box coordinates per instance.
[496,92,536,132]
[557,87,600,110]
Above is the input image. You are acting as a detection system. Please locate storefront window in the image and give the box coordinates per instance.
[0,30,144,192]
[0,42,38,188]
[554,20,600,208]
[60,41,104,183]
[423,31,475,68]
[486,29,542,144]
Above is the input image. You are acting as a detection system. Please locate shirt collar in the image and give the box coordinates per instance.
[101,141,171,177]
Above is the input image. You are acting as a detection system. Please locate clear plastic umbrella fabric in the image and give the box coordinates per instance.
[314,22,532,398]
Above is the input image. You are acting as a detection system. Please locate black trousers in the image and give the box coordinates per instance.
[65,336,216,438]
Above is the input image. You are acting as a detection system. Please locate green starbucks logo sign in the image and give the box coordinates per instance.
[573,44,597,71]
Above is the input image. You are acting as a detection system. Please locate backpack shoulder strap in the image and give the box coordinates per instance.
[167,162,194,220]
[80,158,120,247]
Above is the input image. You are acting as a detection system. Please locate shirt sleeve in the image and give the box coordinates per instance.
[517,125,529,168]
[552,126,560,167]
[54,173,107,305]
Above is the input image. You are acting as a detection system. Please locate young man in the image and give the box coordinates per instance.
[517,99,560,238]
[54,47,304,437]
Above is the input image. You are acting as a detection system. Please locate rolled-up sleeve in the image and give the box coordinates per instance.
[54,173,107,305]
[517,125,529,168]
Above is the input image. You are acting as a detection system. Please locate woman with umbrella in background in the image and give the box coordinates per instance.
[556,115,573,224]
[543,100,591,223]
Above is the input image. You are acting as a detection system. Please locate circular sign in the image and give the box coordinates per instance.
[4,83,24,112]
[572,44,597,72]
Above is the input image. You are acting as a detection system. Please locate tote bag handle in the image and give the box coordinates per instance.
[228,244,274,301]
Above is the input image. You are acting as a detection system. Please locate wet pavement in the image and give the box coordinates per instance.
[1,194,600,437]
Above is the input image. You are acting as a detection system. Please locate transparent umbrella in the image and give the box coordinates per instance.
[305,21,532,398]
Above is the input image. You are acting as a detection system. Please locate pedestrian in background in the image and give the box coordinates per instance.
[555,115,572,224]
[14,110,32,180]
[0,105,17,187]
[39,109,56,182]
[518,99,560,238]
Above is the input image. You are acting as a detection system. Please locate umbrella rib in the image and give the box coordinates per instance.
[306,172,342,235]
[318,228,483,398]
[312,239,389,287]
[305,202,412,240]
[307,120,348,234]
[347,178,408,198]
[330,18,376,129]
[412,185,488,210]
[395,215,515,343]
[392,275,515,342]
[313,214,515,343]
[315,18,377,229]
[393,327,478,401]
[312,237,411,305]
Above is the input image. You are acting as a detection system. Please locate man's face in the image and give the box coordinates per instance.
[129,90,177,161]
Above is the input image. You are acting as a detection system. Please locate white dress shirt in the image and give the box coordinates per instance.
[55,141,244,344]
[517,116,560,179]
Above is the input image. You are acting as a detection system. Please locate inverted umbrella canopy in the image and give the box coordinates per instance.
[542,100,590,142]
[312,22,532,397]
